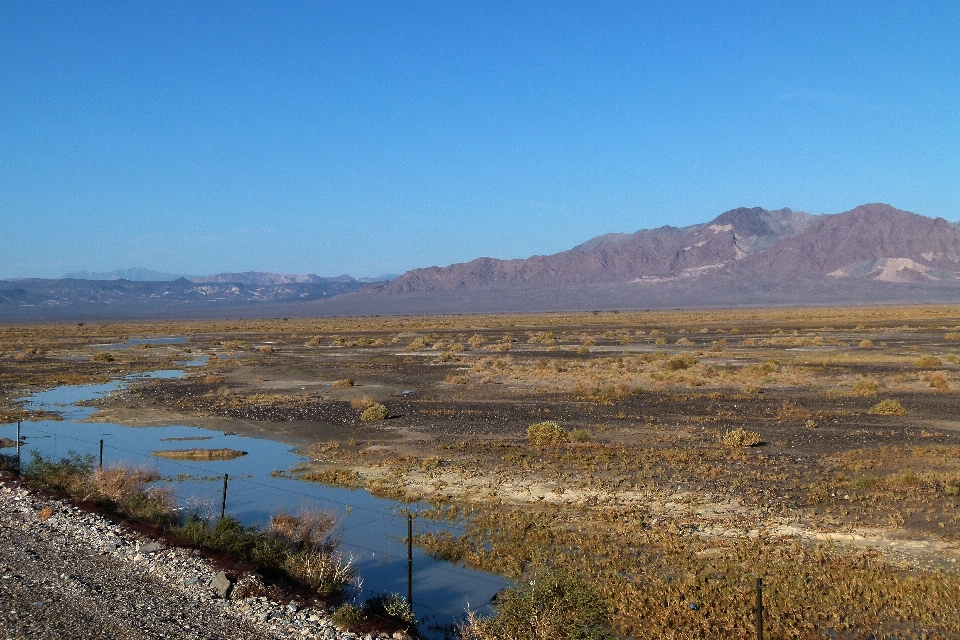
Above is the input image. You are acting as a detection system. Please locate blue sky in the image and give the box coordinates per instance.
[2,1,958,279]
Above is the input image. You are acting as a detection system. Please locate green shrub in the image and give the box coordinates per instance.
[360,403,389,422]
[331,603,365,631]
[869,399,906,416]
[461,566,615,640]
[527,421,568,446]
[363,593,415,627]
[569,429,593,443]
[23,451,93,492]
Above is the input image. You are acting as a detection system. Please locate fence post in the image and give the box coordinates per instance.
[220,473,229,519]
[756,577,763,640]
[99,439,104,470]
[407,513,413,608]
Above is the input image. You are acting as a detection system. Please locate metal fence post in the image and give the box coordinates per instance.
[407,513,413,608]
[99,439,104,469]
[756,577,763,640]
[221,473,229,520]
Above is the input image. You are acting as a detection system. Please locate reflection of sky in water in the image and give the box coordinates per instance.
[10,371,506,636]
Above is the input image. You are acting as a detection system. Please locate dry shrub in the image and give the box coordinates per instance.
[333,378,355,388]
[75,466,162,504]
[742,338,757,346]
[92,351,115,363]
[468,334,484,349]
[37,507,54,520]
[406,337,429,351]
[914,355,943,368]
[305,336,321,346]
[722,427,761,447]
[859,339,875,349]
[850,377,880,396]
[946,332,960,341]
[360,403,389,422]
[675,337,693,346]
[267,511,355,597]
[301,468,358,486]
[258,345,274,354]
[665,353,698,371]
[349,395,375,410]
[921,371,950,390]
[869,399,906,416]
[268,511,337,554]
[527,421,568,446]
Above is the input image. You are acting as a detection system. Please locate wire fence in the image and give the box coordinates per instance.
[1,419,505,623]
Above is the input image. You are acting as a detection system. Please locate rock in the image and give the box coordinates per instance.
[392,631,412,640]
[139,542,162,554]
[210,572,232,599]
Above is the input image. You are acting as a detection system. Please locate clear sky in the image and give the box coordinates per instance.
[2,1,958,279]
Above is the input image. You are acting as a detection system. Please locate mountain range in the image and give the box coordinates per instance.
[3,204,959,319]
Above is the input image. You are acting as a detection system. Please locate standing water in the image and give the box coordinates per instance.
[5,370,508,637]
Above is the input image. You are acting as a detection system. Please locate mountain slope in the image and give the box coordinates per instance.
[733,203,960,283]
[372,207,815,294]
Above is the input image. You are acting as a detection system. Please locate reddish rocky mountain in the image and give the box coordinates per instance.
[370,203,960,297]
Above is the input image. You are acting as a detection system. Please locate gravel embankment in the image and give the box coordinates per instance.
[0,480,401,640]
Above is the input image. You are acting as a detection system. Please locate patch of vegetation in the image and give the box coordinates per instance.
[527,421,568,446]
[152,448,247,461]
[869,399,906,416]
[722,427,762,447]
[569,429,593,443]
[360,403,389,422]
[21,452,354,599]
[461,566,615,640]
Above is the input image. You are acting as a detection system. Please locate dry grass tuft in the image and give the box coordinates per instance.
[722,427,761,447]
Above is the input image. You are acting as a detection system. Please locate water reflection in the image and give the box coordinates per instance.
[7,371,506,636]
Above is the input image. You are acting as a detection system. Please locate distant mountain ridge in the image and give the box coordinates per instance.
[5,203,960,319]
[60,269,397,286]
[62,268,188,281]
[367,204,960,296]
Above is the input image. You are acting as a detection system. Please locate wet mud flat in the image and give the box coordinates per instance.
[6,307,960,637]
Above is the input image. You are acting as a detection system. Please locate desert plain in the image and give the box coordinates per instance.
[4,305,960,638]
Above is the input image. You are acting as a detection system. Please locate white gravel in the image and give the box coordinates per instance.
[0,479,405,640]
